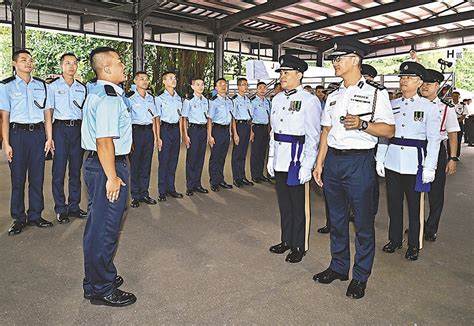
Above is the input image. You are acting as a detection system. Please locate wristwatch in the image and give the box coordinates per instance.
[448,156,460,161]
[359,120,369,131]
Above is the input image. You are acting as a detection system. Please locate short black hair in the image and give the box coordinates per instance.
[256,82,266,88]
[214,78,226,87]
[89,47,118,74]
[237,77,247,86]
[134,71,148,78]
[60,53,78,63]
[12,49,31,61]
[162,71,176,79]
[452,91,460,96]
[315,85,324,91]
[191,77,204,84]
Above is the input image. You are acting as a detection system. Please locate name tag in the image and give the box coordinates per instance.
[13,92,22,97]
[58,90,66,95]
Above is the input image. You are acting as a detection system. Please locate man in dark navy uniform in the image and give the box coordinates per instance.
[1,49,54,235]
[81,47,136,307]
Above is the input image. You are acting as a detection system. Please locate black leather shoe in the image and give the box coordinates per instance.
[158,194,167,202]
[233,180,244,188]
[405,246,419,261]
[262,176,272,183]
[269,242,290,254]
[312,268,349,284]
[285,247,305,263]
[382,241,402,253]
[251,177,262,184]
[140,196,157,205]
[89,288,136,307]
[168,191,183,198]
[195,186,209,194]
[242,178,254,186]
[84,275,124,299]
[219,182,233,189]
[186,189,194,196]
[8,220,26,236]
[210,185,220,192]
[131,199,140,208]
[424,233,437,242]
[346,280,366,299]
[27,217,53,228]
[69,209,88,219]
[317,225,330,234]
[56,213,70,224]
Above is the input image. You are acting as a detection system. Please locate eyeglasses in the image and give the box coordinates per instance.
[332,55,358,64]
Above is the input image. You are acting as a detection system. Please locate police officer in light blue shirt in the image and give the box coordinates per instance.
[0,49,55,236]
[80,47,136,307]
[155,71,183,201]
[127,71,159,208]
[207,78,234,192]
[182,77,210,196]
[49,53,88,224]
[250,81,272,183]
[231,77,254,188]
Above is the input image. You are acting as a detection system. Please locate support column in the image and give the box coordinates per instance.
[272,43,282,62]
[132,19,145,73]
[11,0,26,52]
[316,51,323,67]
[214,33,225,81]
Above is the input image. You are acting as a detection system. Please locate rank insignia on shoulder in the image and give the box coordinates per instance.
[125,90,135,98]
[289,100,302,112]
[329,101,336,106]
[414,111,424,121]
[231,94,238,100]
[210,95,218,101]
[104,85,117,97]
[366,80,386,90]
[156,90,164,96]
[1,76,15,84]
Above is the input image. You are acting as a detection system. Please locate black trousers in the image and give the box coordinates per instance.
[274,172,309,249]
[385,169,421,248]
[426,142,447,236]
[250,124,269,179]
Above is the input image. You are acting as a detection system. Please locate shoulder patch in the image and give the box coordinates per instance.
[210,95,218,101]
[49,76,60,84]
[441,98,454,107]
[1,76,15,84]
[156,90,164,97]
[366,80,386,90]
[125,90,135,98]
[104,84,117,97]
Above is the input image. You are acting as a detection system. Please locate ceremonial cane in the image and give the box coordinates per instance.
[419,192,425,249]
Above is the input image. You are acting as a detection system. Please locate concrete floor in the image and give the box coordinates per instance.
[0,143,472,325]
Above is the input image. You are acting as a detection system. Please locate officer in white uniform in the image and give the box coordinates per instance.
[420,69,460,241]
[451,91,468,158]
[312,37,395,300]
[376,61,442,261]
[267,54,321,264]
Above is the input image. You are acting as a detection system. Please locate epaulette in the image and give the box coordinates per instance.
[176,91,182,99]
[125,90,135,98]
[88,77,97,84]
[156,90,164,96]
[231,94,238,100]
[210,95,218,101]
[441,98,454,107]
[249,95,256,101]
[326,82,341,95]
[104,84,117,97]
[1,76,15,84]
[33,76,46,83]
[186,93,194,100]
[366,79,386,90]
[49,76,60,84]
[75,79,86,88]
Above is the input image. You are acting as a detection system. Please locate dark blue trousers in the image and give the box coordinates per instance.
[52,122,83,214]
[186,126,207,190]
[158,126,180,194]
[9,127,46,222]
[323,149,376,282]
[209,125,230,187]
[250,124,268,179]
[426,142,447,236]
[129,127,154,200]
[232,123,250,181]
[83,155,129,297]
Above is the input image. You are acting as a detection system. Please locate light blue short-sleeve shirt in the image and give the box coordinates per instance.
[182,93,208,124]
[208,94,232,125]
[251,96,271,124]
[154,89,182,123]
[231,93,252,120]
[127,90,159,125]
[48,76,86,120]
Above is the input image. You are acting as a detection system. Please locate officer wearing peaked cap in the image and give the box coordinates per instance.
[361,64,378,81]
[376,61,442,261]
[268,54,322,264]
[420,68,460,242]
[313,37,395,299]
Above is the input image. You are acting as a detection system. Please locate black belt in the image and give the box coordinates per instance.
[10,122,44,131]
[236,119,251,124]
[87,151,127,161]
[55,119,81,127]
[161,121,179,128]
[132,124,153,130]
[189,123,207,129]
[252,123,267,127]
[213,123,229,128]
[329,147,373,156]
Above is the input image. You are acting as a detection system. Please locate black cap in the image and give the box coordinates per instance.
[324,37,371,60]
[361,64,377,78]
[424,69,444,83]
[275,54,308,73]
[398,61,427,80]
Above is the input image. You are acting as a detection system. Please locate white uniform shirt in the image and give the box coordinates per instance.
[453,102,468,118]
[432,98,460,140]
[269,85,321,172]
[376,94,442,174]
[321,78,394,150]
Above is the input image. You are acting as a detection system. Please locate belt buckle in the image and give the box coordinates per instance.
[69,120,75,127]
[28,124,35,132]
